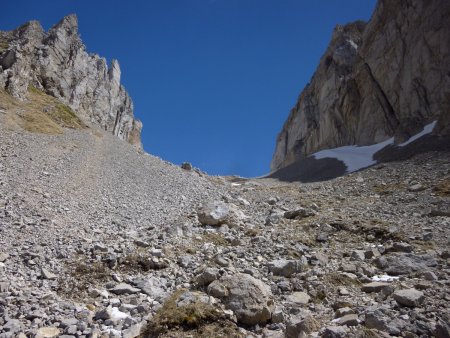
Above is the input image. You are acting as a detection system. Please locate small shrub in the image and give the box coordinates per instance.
[323,272,361,286]
[145,289,230,337]
[196,233,228,247]
[433,178,450,196]
[57,260,110,300]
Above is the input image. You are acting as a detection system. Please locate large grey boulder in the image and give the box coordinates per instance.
[374,253,437,275]
[207,273,274,325]
[197,201,247,227]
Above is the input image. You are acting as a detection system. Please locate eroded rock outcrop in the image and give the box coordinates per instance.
[271,0,450,171]
[0,15,142,147]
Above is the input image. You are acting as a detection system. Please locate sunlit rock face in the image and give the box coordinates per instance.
[271,0,450,171]
[0,14,142,148]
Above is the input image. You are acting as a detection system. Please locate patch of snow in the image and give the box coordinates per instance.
[371,275,399,282]
[311,120,437,173]
[109,307,128,321]
[231,183,241,187]
[399,120,437,146]
[313,137,394,173]
[347,39,358,50]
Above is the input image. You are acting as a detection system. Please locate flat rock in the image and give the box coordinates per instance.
[0,252,9,262]
[393,288,424,307]
[286,292,310,305]
[35,327,60,338]
[375,253,437,275]
[335,314,359,326]
[362,282,391,293]
[109,283,141,295]
[41,267,57,280]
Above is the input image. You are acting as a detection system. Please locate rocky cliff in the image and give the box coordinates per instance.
[0,15,142,147]
[271,0,450,171]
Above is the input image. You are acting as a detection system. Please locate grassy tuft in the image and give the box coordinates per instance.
[143,289,242,338]
[57,260,110,300]
[433,178,450,197]
[196,233,229,247]
[323,272,361,287]
[373,182,405,195]
[0,87,86,135]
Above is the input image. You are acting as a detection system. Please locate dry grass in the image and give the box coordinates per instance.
[196,233,229,247]
[373,182,405,195]
[433,177,450,196]
[144,289,242,338]
[0,33,9,52]
[57,260,110,300]
[0,87,86,134]
[323,272,361,287]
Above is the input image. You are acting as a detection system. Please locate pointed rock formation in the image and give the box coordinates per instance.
[0,14,142,148]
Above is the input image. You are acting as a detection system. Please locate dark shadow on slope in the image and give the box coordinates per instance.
[373,134,450,162]
[265,156,347,183]
[266,134,450,183]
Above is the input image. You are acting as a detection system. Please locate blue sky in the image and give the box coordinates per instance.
[2,0,376,177]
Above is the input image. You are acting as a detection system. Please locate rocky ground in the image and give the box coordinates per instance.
[0,105,449,338]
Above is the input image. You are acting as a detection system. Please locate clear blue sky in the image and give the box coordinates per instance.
[2,0,376,177]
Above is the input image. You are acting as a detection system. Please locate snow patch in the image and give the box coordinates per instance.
[313,137,394,173]
[371,275,400,282]
[312,120,437,173]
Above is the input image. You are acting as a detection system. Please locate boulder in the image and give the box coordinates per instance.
[374,253,437,275]
[207,273,274,325]
[286,313,320,338]
[197,201,246,227]
[393,288,424,307]
[267,259,304,277]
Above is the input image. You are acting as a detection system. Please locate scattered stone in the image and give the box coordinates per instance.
[286,314,319,338]
[0,252,9,262]
[134,239,150,247]
[268,259,304,277]
[196,267,220,286]
[408,183,425,192]
[284,207,315,219]
[41,267,57,280]
[362,282,392,293]
[322,326,348,338]
[109,283,141,295]
[335,314,359,326]
[35,327,60,338]
[393,288,424,307]
[286,292,310,305]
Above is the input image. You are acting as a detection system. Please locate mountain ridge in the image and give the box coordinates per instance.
[0,14,142,148]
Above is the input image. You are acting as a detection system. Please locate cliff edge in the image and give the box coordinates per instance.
[271,0,450,171]
[0,15,142,147]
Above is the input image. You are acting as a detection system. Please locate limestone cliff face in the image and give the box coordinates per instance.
[271,0,450,171]
[0,15,142,148]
